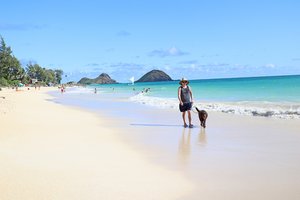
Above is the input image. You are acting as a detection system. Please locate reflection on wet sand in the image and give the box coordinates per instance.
[198,128,207,146]
[178,128,208,166]
[178,128,192,165]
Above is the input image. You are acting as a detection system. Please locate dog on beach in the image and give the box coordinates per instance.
[195,107,208,128]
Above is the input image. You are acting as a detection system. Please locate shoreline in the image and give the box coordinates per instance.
[1,87,300,199]
[50,87,300,200]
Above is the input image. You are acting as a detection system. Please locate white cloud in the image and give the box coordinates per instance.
[168,47,180,55]
[164,65,171,71]
[86,63,100,67]
[148,47,189,57]
[264,64,276,68]
[179,60,198,64]
[190,64,196,69]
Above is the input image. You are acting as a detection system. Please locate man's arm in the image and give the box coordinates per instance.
[178,87,183,105]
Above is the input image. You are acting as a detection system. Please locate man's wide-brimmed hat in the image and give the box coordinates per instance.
[179,77,189,85]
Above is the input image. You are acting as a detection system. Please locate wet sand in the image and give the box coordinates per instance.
[51,88,300,200]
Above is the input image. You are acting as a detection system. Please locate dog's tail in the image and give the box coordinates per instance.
[195,106,200,112]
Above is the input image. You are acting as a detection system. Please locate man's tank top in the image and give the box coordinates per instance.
[180,86,191,103]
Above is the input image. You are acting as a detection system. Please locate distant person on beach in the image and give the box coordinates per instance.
[178,78,194,128]
[94,88,97,94]
[60,85,65,93]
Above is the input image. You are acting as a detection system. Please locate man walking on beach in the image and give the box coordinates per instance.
[178,78,194,128]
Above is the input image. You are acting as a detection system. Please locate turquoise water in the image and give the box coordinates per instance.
[91,75,300,102]
[77,75,300,119]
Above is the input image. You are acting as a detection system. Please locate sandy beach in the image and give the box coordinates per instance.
[1,87,300,200]
[0,88,194,200]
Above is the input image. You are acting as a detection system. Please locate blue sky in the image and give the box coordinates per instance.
[1,0,300,83]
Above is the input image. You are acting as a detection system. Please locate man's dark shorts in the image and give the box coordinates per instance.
[179,102,192,112]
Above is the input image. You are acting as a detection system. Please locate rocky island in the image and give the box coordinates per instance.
[136,70,172,82]
[78,73,117,85]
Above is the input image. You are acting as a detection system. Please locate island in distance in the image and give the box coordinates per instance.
[77,73,117,85]
[135,70,173,82]
[77,70,172,84]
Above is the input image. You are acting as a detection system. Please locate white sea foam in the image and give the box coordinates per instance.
[64,87,103,94]
[129,93,300,119]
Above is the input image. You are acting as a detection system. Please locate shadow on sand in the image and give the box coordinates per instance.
[130,123,183,127]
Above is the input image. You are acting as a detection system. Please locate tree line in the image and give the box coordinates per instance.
[0,36,63,87]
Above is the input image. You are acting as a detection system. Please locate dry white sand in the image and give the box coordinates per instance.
[0,88,194,200]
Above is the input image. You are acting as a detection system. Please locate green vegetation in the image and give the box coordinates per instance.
[78,73,117,85]
[0,36,63,87]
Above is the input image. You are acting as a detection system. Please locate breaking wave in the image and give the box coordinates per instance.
[129,93,300,119]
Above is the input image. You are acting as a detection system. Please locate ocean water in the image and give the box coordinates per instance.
[71,75,300,119]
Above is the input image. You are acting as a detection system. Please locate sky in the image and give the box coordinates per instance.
[1,0,300,83]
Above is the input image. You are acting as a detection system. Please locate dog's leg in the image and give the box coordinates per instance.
[203,117,207,128]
